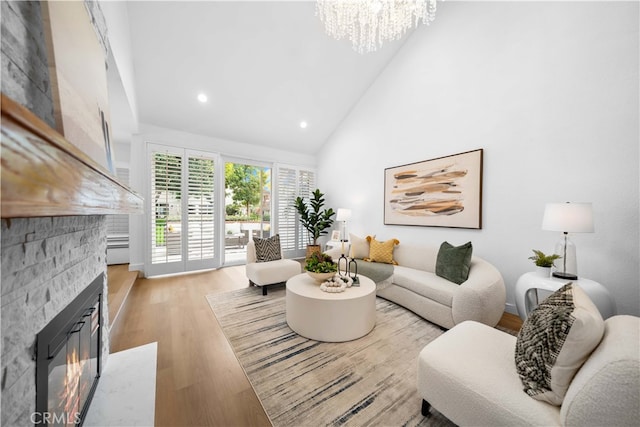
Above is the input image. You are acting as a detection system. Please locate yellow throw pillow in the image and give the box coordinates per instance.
[364,236,400,265]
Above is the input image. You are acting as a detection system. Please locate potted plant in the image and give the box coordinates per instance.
[305,252,337,282]
[294,189,336,258]
[528,249,561,277]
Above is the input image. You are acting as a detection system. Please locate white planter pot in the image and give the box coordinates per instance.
[534,266,551,278]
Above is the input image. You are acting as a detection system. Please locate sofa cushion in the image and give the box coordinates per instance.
[393,266,456,307]
[435,241,473,284]
[355,260,394,284]
[253,234,282,262]
[349,233,373,259]
[515,283,605,405]
[418,321,561,426]
[365,236,399,264]
[393,244,438,272]
[246,258,301,286]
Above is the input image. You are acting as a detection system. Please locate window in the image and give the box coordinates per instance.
[224,160,271,265]
[148,145,218,275]
[187,155,215,261]
[276,165,315,258]
[145,143,313,274]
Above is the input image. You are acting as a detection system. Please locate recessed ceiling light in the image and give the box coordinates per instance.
[299,121,308,129]
[197,93,208,103]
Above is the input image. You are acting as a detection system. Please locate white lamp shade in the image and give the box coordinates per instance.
[542,202,594,233]
[336,208,352,222]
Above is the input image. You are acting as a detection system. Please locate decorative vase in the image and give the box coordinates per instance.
[306,271,335,283]
[534,266,551,278]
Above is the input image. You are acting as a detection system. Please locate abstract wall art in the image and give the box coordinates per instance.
[384,149,483,229]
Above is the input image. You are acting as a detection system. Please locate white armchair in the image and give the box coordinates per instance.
[245,239,301,295]
[417,315,640,426]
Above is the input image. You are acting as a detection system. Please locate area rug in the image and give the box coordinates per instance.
[206,287,456,426]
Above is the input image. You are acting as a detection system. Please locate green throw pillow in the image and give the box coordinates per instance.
[435,241,473,284]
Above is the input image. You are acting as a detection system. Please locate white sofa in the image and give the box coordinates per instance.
[417,315,640,426]
[328,243,505,329]
[245,239,301,295]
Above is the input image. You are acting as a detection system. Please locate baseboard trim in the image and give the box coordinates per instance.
[504,302,517,315]
[129,263,144,277]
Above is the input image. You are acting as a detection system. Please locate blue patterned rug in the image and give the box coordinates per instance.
[207,287,456,426]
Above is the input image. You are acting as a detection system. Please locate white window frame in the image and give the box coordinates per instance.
[146,143,221,276]
[273,163,316,259]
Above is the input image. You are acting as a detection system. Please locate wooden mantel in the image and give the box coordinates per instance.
[1,94,143,218]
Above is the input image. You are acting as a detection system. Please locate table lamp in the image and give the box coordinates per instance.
[336,208,352,254]
[542,202,594,280]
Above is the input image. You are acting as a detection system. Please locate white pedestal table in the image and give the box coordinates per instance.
[286,273,376,342]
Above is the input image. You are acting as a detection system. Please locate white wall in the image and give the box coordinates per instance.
[100,0,139,125]
[128,123,316,273]
[113,141,131,167]
[317,2,639,316]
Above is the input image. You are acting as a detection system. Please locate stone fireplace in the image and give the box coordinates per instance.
[1,2,142,425]
[1,216,110,426]
[34,273,103,426]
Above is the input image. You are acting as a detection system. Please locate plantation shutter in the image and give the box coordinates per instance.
[150,149,183,265]
[277,167,297,251]
[187,154,215,262]
[276,165,315,256]
[297,169,315,248]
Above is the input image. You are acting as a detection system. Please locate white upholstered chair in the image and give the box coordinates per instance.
[245,239,301,295]
[417,315,640,426]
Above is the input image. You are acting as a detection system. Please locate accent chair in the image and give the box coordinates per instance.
[417,315,640,426]
[245,239,300,295]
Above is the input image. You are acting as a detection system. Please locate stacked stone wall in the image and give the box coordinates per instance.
[1,2,114,424]
[0,0,55,127]
[1,216,109,426]
[1,2,114,423]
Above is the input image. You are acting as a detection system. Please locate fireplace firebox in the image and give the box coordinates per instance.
[35,274,103,426]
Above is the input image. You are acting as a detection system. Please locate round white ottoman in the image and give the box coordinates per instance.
[286,273,376,342]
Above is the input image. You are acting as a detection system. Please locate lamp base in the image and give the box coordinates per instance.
[552,271,578,280]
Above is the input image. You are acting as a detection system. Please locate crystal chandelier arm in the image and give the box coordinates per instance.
[316,0,438,54]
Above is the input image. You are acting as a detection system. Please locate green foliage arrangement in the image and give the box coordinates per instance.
[225,163,269,216]
[294,189,336,245]
[528,249,562,267]
[305,252,338,273]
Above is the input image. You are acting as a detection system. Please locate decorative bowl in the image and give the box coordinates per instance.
[306,271,335,283]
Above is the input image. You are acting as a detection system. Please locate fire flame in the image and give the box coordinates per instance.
[56,344,90,426]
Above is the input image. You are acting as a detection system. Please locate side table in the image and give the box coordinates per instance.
[515,272,616,320]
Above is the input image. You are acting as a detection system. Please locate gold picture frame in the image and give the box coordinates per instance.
[384,149,483,229]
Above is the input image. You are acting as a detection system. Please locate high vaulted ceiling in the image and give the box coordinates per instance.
[124,1,412,155]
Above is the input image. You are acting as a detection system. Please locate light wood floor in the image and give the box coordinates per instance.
[498,311,523,333]
[109,265,272,426]
[108,265,521,426]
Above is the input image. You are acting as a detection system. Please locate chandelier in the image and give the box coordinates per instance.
[316,0,437,54]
